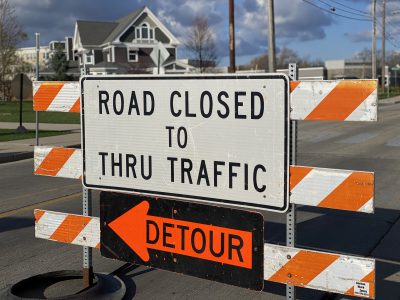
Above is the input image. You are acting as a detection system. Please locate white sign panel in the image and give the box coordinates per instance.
[81,74,289,212]
[150,42,170,66]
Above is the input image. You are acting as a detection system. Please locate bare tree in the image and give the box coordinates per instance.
[185,16,218,73]
[0,0,26,101]
[249,47,323,70]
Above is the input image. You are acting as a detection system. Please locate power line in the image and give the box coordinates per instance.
[326,0,371,16]
[314,0,372,18]
[302,0,372,21]
[376,21,400,48]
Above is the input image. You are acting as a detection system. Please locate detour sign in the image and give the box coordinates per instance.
[100,192,264,290]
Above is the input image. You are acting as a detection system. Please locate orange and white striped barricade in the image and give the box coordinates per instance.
[34,147,375,214]
[32,78,378,298]
[33,80,377,121]
[34,209,375,298]
[33,81,80,113]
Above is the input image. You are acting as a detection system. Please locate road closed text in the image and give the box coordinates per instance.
[98,89,265,119]
[96,87,269,195]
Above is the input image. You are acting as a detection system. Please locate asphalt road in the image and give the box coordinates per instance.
[0,104,399,299]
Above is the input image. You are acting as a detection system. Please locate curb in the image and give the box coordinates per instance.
[379,100,400,106]
[0,144,81,164]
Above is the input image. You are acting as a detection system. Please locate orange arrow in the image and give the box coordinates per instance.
[108,201,253,269]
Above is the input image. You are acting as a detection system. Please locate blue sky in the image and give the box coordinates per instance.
[13,0,400,65]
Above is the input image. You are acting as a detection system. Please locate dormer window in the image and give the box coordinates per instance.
[135,23,154,41]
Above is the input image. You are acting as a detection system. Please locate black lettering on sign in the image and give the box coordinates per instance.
[167,157,178,182]
[99,91,110,114]
[235,91,247,119]
[170,91,182,117]
[128,91,140,115]
[200,91,213,118]
[163,222,175,248]
[146,220,159,244]
[251,92,264,119]
[185,91,196,117]
[143,91,155,115]
[217,91,230,118]
[99,152,108,175]
[113,90,124,115]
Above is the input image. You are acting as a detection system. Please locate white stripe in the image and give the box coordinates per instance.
[357,198,374,213]
[291,168,350,207]
[307,254,374,295]
[56,149,82,179]
[345,91,377,121]
[290,81,337,120]
[32,81,41,95]
[72,218,100,248]
[34,146,52,171]
[46,82,80,112]
[35,211,66,240]
[263,244,299,280]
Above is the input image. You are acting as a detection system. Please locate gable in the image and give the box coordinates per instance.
[77,21,118,46]
[114,7,179,45]
[133,13,157,28]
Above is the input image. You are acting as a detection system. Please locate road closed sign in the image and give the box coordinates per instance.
[81,74,289,212]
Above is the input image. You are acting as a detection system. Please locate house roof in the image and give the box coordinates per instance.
[102,8,144,44]
[75,6,179,47]
[76,20,118,46]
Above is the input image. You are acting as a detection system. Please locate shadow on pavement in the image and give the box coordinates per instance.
[0,216,33,233]
[264,207,400,260]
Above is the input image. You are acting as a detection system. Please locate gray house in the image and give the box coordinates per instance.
[73,6,181,74]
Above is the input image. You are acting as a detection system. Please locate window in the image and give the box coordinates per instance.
[135,23,154,41]
[127,48,138,62]
[85,54,93,64]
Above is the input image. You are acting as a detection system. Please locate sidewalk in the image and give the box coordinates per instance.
[0,131,81,164]
[379,95,400,106]
[0,122,80,131]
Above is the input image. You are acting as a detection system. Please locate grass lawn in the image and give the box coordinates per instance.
[378,87,400,100]
[0,129,71,142]
[0,101,80,124]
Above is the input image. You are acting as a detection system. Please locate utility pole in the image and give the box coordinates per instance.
[267,0,276,72]
[228,0,236,73]
[372,0,377,79]
[381,0,386,90]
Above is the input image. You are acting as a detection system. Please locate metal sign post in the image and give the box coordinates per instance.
[82,188,93,287]
[35,33,40,146]
[287,63,298,300]
[80,65,94,288]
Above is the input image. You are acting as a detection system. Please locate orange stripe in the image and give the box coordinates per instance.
[290,81,300,92]
[95,243,100,249]
[305,81,376,121]
[345,271,375,298]
[35,148,75,177]
[290,166,313,191]
[50,214,91,244]
[34,210,45,223]
[69,98,81,113]
[318,172,374,211]
[268,250,339,286]
[33,83,64,111]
